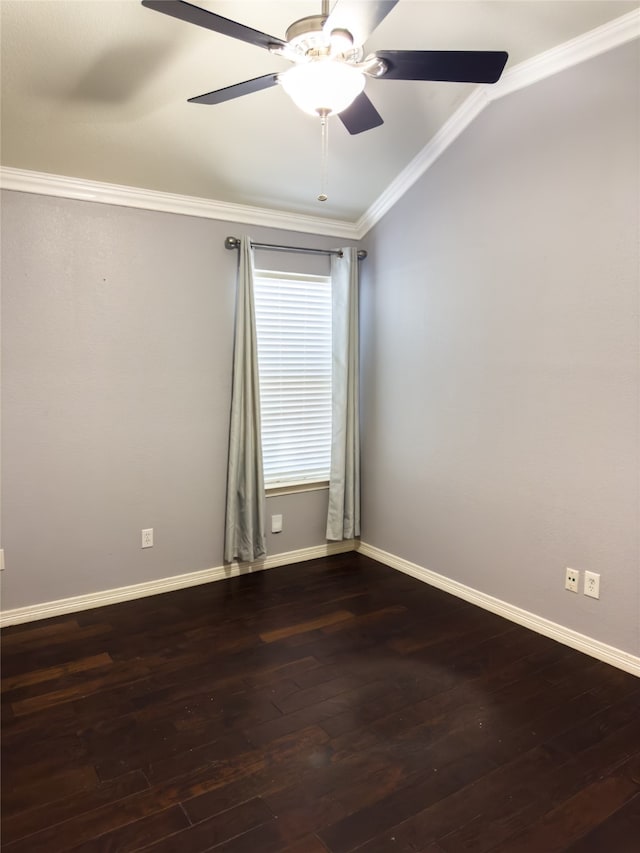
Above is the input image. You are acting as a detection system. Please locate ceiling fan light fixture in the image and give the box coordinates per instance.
[280,60,365,117]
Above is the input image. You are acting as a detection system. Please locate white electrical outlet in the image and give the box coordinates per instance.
[0,549,4,572]
[565,567,579,593]
[141,528,153,549]
[584,571,600,599]
[271,514,283,534]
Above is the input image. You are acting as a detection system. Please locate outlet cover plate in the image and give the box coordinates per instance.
[584,570,600,599]
[565,567,579,593]
[142,528,153,549]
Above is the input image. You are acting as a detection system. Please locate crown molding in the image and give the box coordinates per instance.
[489,7,640,103]
[1,11,637,241]
[0,167,361,240]
[356,87,489,237]
[355,9,640,238]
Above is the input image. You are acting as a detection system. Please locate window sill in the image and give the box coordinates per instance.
[266,480,329,497]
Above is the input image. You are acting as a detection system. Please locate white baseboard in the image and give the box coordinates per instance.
[357,542,640,678]
[4,540,638,679]
[0,541,355,628]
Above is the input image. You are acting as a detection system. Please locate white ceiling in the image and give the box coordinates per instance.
[1,1,637,222]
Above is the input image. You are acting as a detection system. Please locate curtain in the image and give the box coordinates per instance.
[326,247,361,541]
[224,237,266,563]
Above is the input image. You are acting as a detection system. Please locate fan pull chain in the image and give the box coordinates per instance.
[318,113,329,202]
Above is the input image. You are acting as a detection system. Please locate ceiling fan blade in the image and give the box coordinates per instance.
[375,50,508,83]
[339,92,384,135]
[324,1,398,48]
[188,73,280,105]
[141,0,286,51]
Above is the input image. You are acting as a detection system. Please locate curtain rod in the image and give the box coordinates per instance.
[224,236,367,260]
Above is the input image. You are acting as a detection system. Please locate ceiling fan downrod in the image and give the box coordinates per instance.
[318,109,329,202]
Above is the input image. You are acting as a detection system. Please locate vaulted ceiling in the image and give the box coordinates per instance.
[1,1,637,225]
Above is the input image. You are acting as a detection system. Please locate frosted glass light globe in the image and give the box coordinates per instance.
[281,60,365,116]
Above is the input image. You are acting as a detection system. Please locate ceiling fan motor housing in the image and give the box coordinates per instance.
[285,15,360,61]
[285,14,327,48]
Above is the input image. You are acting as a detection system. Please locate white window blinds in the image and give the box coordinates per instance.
[253,270,332,487]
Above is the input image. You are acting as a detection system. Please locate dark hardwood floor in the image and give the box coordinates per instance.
[2,553,639,852]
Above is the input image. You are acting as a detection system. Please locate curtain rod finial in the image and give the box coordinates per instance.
[225,236,240,251]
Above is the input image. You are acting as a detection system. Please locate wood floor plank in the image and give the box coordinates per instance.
[382,718,638,853]
[135,797,274,853]
[320,604,409,634]
[259,610,355,643]
[2,765,99,818]
[491,759,640,853]
[65,805,189,853]
[9,658,152,717]
[459,716,637,853]
[263,755,408,844]
[243,678,404,747]
[2,553,638,853]
[197,819,291,853]
[1,771,150,846]
[562,790,640,852]
[1,653,113,691]
[6,722,329,852]
[1,622,112,657]
[281,835,331,853]
[1,619,82,646]
[2,727,89,778]
[273,675,367,715]
[317,749,498,853]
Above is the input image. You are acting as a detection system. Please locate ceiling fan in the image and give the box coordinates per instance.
[141,0,509,135]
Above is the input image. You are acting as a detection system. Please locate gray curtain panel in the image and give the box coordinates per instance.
[326,247,361,541]
[224,237,266,563]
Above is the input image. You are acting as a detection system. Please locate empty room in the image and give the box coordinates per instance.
[1,1,639,851]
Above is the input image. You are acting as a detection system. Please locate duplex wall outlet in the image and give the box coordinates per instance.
[584,571,600,599]
[271,514,283,534]
[565,567,579,593]
[141,528,153,549]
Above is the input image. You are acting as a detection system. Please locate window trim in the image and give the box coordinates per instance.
[265,480,330,497]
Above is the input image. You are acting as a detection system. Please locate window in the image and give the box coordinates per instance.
[253,269,332,488]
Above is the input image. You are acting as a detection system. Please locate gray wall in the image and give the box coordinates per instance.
[1,193,349,609]
[2,42,638,662]
[361,42,639,655]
